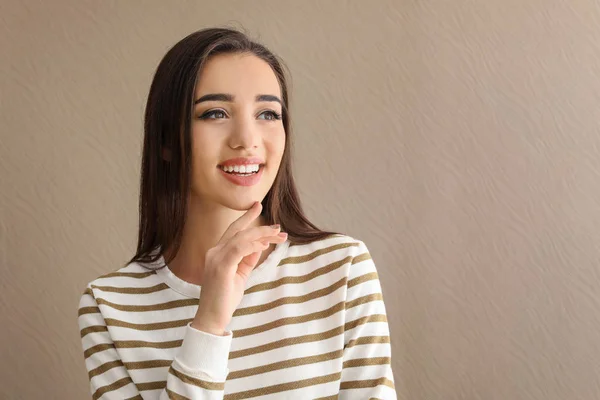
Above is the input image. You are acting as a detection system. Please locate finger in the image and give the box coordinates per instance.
[221,234,286,268]
[218,201,263,245]
[232,225,283,246]
[257,233,288,246]
[237,246,267,279]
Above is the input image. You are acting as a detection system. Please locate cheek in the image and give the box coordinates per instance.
[265,130,286,163]
[190,131,221,173]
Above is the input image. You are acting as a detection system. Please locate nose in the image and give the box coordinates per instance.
[228,114,260,150]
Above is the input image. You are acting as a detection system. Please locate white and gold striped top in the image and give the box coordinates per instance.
[77,234,397,399]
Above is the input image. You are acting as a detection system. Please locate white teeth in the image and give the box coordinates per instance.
[221,164,260,174]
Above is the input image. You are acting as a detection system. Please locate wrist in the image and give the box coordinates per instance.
[190,318,227,336]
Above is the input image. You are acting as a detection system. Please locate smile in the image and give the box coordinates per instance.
[217,164,265,186]
[219,164,262,175]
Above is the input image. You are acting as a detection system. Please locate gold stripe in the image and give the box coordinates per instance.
[233,302,345,338]
[125,395,144,400]
[229,312,386,360]
[83,281,379,341]
[229,325,345,359]
[348,272,378,289]
[84,314,385,364]
[96,297,198,312]
[234,277,347,317]
[114,339,182,349]
[342,357,391,368]
[344,314,387,331]
[83,287,93,297]
[92,376,133,400]
[123,359,172,370]
[105,317,192,331]
[351,252,372,264]
[314,396,338,400]
[78,306,100,316]
[245,250,370,295]
[346,336,390,349]
[169,366,225,390]
[245,255,353,295]
[230,314,384,359]
[137,380,166,391]
[227,350,344,380]
[84,342,115,359]
[80,325,108,338]
[91,283,169,294]
[340,377,395,390]
[224,372,342,400]
[88,359,124,379]
[101,271,156,279]
[346,293,383,310]
[234,291,382,338]
[166,388,191,400]
[278,242,360,266]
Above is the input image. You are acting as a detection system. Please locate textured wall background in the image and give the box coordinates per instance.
[2,0,600,399]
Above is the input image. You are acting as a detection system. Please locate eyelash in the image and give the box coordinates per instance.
[198,109,282,121]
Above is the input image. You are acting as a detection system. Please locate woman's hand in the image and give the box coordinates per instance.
[191,201,287,335]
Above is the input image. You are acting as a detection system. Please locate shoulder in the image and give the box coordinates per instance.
[78,261,162,302]
[284,234,385,302]
[283,233,375,272]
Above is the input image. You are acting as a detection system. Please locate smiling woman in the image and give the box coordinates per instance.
[77,27,397,399]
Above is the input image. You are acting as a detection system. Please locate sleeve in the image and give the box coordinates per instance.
[338,240,398,399]
[78,285,232,399]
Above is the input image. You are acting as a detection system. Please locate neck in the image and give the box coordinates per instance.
[164,196,271,286]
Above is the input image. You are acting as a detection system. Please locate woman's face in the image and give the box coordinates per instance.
[189,52,286,211]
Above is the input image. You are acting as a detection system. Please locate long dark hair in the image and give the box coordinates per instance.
[127,27,339,268]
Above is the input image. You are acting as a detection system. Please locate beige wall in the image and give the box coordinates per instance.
[2,0,600,398]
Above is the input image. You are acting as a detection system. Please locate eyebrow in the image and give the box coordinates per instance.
[194,93,282,105]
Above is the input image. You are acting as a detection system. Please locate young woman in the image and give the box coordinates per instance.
[78,27,397,399]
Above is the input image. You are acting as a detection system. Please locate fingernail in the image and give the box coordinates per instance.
[278,232,288,238]
[270,224,280,229]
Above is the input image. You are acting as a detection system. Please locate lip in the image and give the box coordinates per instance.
[218,157,265,167]
[218,164,264,186]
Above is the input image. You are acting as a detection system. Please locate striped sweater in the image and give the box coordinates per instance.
[77,234,397,399]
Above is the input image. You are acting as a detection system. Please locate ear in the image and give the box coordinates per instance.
[161,147,172,162]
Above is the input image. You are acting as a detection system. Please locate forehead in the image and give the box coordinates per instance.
[195,53,281,99]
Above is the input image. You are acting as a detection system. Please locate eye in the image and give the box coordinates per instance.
[257,110,282,121]
[199,109,228,120]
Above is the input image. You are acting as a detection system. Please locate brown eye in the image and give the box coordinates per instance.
[258,110,282,121]
[200,110,227,119]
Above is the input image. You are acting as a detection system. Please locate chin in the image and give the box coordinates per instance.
[218,194,264,212]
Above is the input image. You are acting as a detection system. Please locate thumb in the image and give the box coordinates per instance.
[237,251,262,279]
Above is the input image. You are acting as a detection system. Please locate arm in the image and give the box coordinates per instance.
[78,286,231,399]
[338,241,398,399]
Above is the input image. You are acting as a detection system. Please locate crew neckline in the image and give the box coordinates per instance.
[152,239,290,299]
